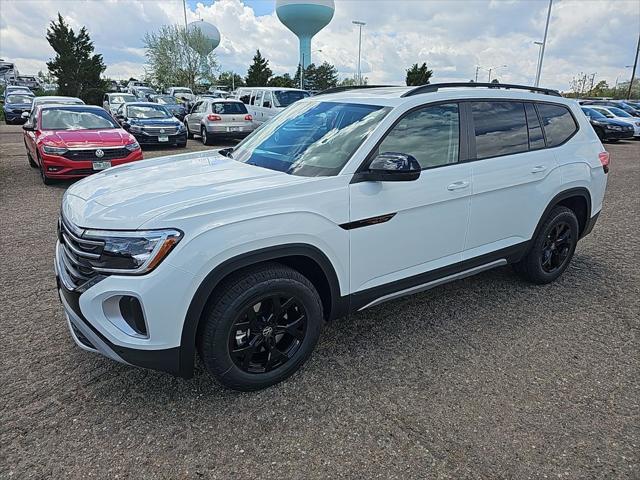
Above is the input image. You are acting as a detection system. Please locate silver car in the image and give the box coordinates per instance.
[103,93,137,114]
[184,98,256,146]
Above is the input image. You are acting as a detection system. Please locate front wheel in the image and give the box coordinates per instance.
[513,206,579,284]
[185,120,194,139]
[39,157,55,185]
[197,263,323,391]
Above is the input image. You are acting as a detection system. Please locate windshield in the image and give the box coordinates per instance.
[41,108,118,130]
[127,104,171,119]
[273,90,310,108]
[233,101,390,177]
[582,108,606,119]
[592,108,613,118]
[110,94,136,105]
[156,96,177,105]
[607,106,631,117]
[173,88,192,94]
[212,102,248,114]
[6,94,33,104]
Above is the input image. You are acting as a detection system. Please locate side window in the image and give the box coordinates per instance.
[472,101,528,159]
[104,94,108,103]
[191,101,202,114]
[254,91,264,107]
[537,103,578,147]
[377,103,460,169]
[239,90,250,104]
[249,91,257,105]
[525,103,545,150]
[262,91,273,108]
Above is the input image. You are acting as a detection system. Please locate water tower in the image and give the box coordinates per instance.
[276,0,335,68]
[187,20,221,55]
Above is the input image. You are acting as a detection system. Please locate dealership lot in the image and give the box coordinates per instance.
[1,123,638,478]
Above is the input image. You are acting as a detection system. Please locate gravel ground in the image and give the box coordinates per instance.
[1,123,638,479]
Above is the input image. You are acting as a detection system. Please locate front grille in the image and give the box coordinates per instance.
[142,126,179,135]
[62,148,129,161]
[57,217,104,290]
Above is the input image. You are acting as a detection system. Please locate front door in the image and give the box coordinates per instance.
[349,102,472,295]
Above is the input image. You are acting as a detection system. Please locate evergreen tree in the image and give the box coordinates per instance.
[268,74,295,88]
[218,71,245,89]
[46,13,107,104]
[405,62,433,86]
[245,50,272,86]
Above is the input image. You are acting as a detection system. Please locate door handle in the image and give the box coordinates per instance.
[447,181,470,191]
[531,165,547,173]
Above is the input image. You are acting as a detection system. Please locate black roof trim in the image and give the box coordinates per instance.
[401,82,562,98]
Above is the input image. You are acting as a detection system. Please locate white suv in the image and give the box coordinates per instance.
[56,83,609,391]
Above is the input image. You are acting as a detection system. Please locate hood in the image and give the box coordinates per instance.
[63,151,312,230]
[40,129,135,148]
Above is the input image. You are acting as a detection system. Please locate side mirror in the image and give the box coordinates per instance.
[354,152,421,183]
[23,123,34,131]
[21,111,30,119]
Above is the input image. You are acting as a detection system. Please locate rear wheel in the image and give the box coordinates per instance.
[197,263,323,391]
[201,126,213,146]
[514,206,579,284]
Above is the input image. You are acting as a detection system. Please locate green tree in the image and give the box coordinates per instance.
[245,50,272,86]
[144,25,218,91]
[268,73,295,88]
[46,13,107,104]
[339,76,358,87]
[218,71,245,89]
[311,61,338,90]
[405,62,433,86]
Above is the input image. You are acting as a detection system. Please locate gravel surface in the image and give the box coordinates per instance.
[1,124,638,479]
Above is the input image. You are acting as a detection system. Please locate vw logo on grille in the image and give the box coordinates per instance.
[159,129,165,134]
[95,149,105,158]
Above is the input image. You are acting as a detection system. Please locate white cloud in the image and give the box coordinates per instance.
[0,0,638,90]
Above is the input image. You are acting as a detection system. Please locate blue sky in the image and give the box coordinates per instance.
[1,0,638,91]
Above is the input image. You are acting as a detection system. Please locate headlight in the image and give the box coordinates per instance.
[125,141,140,151]
[177,123,186,131]
[82,229,182,274]
[129,125,142,133]
[43,145,68,155]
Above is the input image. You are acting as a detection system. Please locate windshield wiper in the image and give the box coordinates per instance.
[218,147,234,158]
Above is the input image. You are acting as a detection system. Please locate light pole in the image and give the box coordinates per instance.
[535,0,553,87]
[627,33,640,100]
[352,20,366,85]
[487,64,507,82]
[182,0,188,30]
[533,41,543,84]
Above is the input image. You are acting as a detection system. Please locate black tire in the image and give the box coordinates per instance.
[514,206,579,284]
[185,121,194,139]
[197,263,323,391]
[26,148,38,168]
[201,126,213,146]
[177,141,187,148]
[38,153,55,185]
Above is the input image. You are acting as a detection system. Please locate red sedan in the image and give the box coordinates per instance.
[23,104,143,185]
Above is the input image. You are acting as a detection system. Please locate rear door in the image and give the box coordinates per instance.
[349,102,472,294]
[253,91,266,124]
[188,101,204,131]
[464,100,561,260]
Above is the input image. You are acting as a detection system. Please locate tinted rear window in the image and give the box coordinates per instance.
[537,104,577,147]
[211,102,248,115]
[472,101,528,159]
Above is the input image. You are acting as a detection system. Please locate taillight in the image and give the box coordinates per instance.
[207,114,222,121]
[244,114,253,121]
[598,151,610,174]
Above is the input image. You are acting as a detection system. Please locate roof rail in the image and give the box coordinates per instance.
[315,85,394,96]
[401,82,562,98]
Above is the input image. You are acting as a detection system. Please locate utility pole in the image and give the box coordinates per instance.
[352,21,366,85]
[475,65,481,82]
[535,0,553,87]
[627,33,640,100]
[588,72,596,95]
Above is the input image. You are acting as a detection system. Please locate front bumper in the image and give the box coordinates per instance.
[41,149,143,179]
[55,240,194,376]
[4,110,28,123]
[602,128,634,140]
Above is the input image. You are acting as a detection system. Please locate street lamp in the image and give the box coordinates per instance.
[535,0,553,87]
[487,64,507,82]
[352,20,366,85]
[533,41,543,84]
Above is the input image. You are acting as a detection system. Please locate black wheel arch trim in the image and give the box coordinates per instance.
[178,243,345,378]
[532,187,593,244]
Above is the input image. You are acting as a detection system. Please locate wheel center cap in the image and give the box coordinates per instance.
[262,326,273,337]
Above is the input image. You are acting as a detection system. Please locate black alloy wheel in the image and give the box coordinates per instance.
[201,126,212,146]
[540,221,572,273]
[229,295,307,374]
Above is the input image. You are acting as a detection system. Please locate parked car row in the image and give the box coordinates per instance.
[578,99,640,142]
